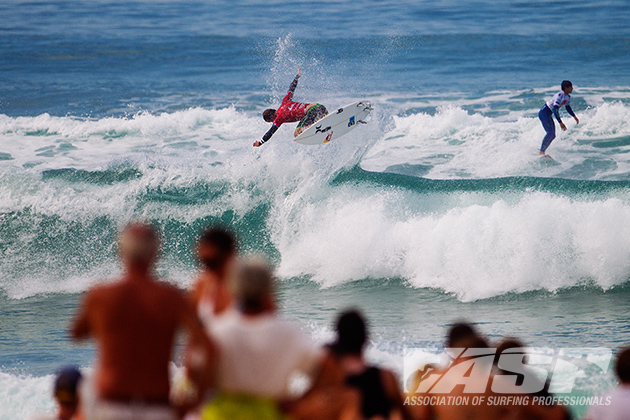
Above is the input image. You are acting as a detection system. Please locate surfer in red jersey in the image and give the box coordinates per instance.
[254,68,328,147]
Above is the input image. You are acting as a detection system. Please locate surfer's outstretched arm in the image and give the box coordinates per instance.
[254,125,278,147]
[288,68,301,94]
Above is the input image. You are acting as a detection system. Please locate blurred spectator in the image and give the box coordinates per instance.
[324,308,412,420]
[31,365,84,420]
[190,226,237,327]
[584,345,630,420]
[409,321,516,420]
[494,338,571,420]
[70,221,215,420]
[201,256,357,420]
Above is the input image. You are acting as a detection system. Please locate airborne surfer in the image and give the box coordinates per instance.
[254,68,328,147]
[538,80,580,156]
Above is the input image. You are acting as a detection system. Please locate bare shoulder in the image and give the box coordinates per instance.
[379,367,415,420]
[95,278,187,307]
[150,279,191,311]
[81,280,118,302]
[380,368,403,395]
[380,367,400,386]
[155,278,187,296]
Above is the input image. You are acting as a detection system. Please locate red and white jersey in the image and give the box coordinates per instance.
[273,91,309,127]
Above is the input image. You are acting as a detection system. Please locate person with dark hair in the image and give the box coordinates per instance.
[446,321,489,349]
[494,338,572,420]
[584,345,630,420]
[31,366,84,420]
[190,225,237,328]
[70,221,215,420]
[411,321,519,420]
[254,68,328,147]
[404,322,487,400]
[324,309,412,420]
[538,80,579,156]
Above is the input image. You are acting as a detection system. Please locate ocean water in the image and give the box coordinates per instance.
[2,0,630,418]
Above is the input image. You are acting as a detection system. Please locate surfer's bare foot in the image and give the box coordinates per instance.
[538,151,546,156]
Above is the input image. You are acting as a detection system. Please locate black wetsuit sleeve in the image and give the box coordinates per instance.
[288,74,300,93]
[566,105,575,117]
[260,125,278,144]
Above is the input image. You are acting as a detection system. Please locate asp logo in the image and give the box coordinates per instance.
[403,347,612,395]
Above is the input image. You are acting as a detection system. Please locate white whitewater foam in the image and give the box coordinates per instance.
[276,186,630,301]
[0,371,54,420]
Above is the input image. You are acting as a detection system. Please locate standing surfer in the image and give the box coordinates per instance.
[254,68,328,147]
[538,80,580,156]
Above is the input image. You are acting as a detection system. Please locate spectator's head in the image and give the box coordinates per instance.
[263,109,277,122]
[495,338,547,392]
[54,365,82,420]
[230,256,275,314]
[446,321,489,349]
[331,308,368,356]
[616,346,630,384]
[118,221,160,269]
[196,226,237,275]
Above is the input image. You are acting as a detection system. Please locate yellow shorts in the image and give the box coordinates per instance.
[200,392,288,420]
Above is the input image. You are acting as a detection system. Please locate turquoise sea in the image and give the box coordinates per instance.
[2,1,630,418]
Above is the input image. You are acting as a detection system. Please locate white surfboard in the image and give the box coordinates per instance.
[294,101,372,145]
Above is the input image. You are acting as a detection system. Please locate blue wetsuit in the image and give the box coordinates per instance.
[539,91,575,153]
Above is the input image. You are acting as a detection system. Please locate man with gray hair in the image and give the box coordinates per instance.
[71,221,215,420]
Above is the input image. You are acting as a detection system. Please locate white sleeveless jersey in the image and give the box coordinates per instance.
[546,91,571,109]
